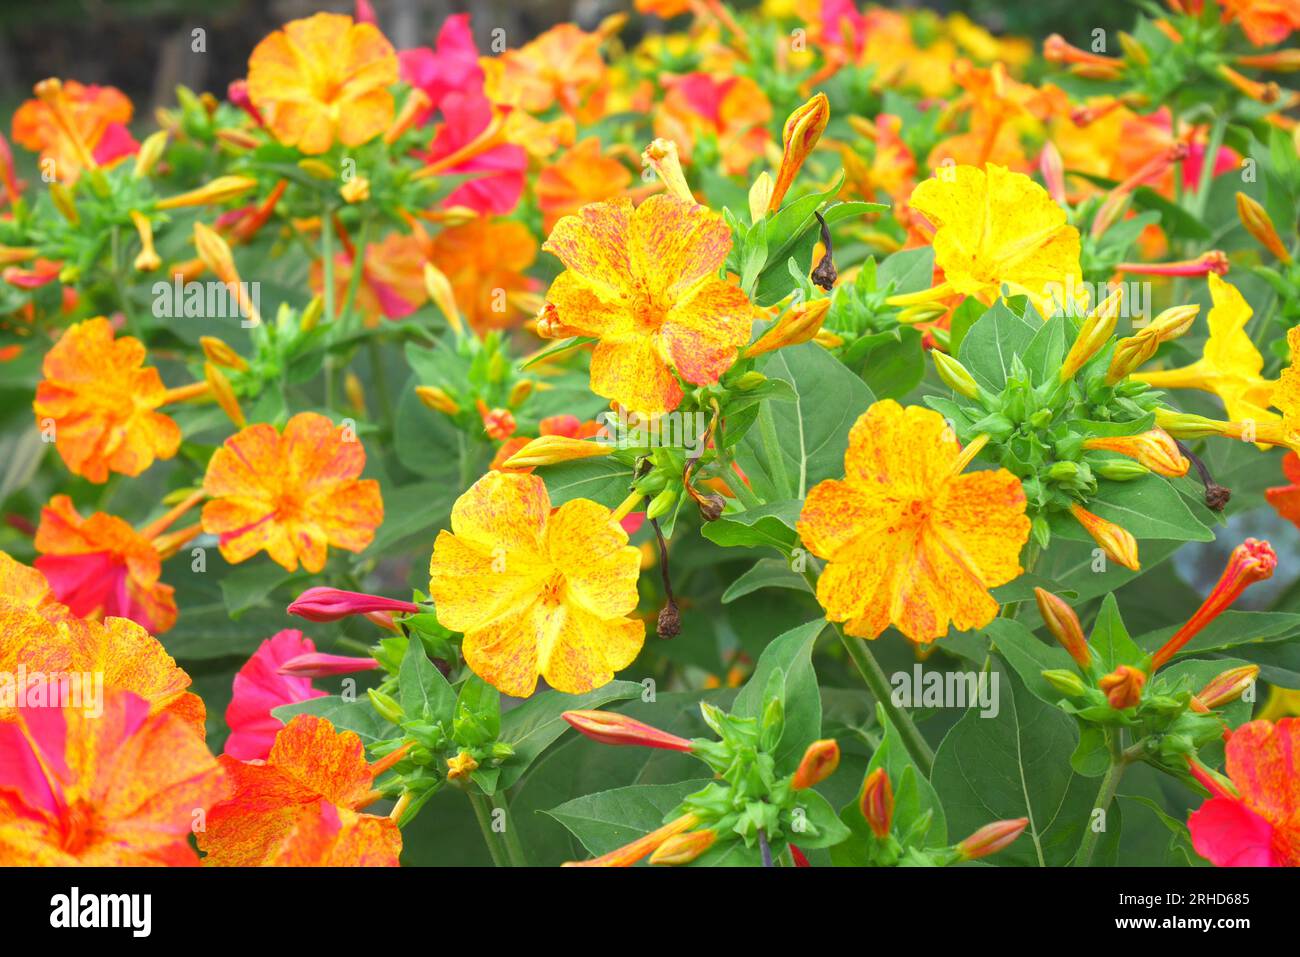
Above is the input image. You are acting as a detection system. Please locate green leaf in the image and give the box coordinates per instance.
[398,636,455,722]
[218,562,300,617]
[545,779,713,858]
[985,617,1076,707]
[877,246,935,296]
[788,788,853,849]
[538,457,634,508]
[496,680,644,790]
[701,500,802,552]
[733,619,825,773]
[1134,611,1300,659]
[721,558,812,603]
[957,299,1040,392]
[1089,593,1146,671]
[272,695,398,746]
[1053,474,1213,545]
[849,326,925,399]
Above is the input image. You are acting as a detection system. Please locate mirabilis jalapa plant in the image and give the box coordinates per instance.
[2,0,1300,869]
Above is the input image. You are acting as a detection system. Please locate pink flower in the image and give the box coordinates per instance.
[419,91,526,215]
[224,630,326,761]
[399,14,484,127]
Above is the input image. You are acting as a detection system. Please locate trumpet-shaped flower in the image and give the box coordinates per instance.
[1189,719,1300,866]
[1132,275,1277,427]
[199,714,401,866]
[429,471,644,697]
[11,79,136,182]
[907,163,1083,319]
[0,691,226,865]
[201,412,384,573]
[540,195,754,415]
[33,317,181,483]
[429,217,537,332]
[33,495,177,633]
[223,630,327,761]
[796,401,1030,643]
[246,12,398,155]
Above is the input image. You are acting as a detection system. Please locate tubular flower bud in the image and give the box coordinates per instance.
[1191,664,1259,713]
[507,379,534,408]
[503,435,612,470]
[1216,64,1290,106]
[562,710,695,752]
[1144,304,1200,342]
[279,652,382,678]
[133,130,169,178]
[194,222,261,326]
[367,689,405,725]
[641,138,694,205]
[156,175,258,210]
[1105,328,1162,384]
[129,210,161,272]
[1069,504,1140,571]
[1236,50,1300,72]
[564,813,699,867]
[200,335,249,372]
[300,295,324,332]
[792,739,841,790]
[297,158,336,180]
[416,385,459,416]
[649,828,716,866]
[1151,539,1277,671]
[1034,588,1090,667]
[1235,192,1293,263]
[1113,251,1230,278]
[748,171,774,223]
[860,768,893,839]
[204,362,246,428]
[287,586,420,623]
[1099,664,1146,709]
[957,818,1029,860]
[769,92,830,211]
[1043,34,1125,78]
[1060,287,1123,381]
[423,262,465,337]
[476,400,516,440]
[384,88,431,144]
[932,350,981,399]
[1083,429,1190,478]
[345,372,367,415]
[748,298,832,357]
[1039,141,1066,205]
[1042,669,1088,697]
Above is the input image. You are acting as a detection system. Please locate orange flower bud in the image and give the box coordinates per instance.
[133,130,168,178]
[423,262,465,337]
[1033,588,1090,667]
[446,750,479,782]
[1060,287,1122,381]
[1151,539,1276,670]
[501,435,612,470]
[1235,192,1292,264]
[649,828,716,866]
[1069,504,1140,571]
[416,385,459,416]
[957,818,1028,860]
[200,336,249,372]
[340,176,370,204]
[860,767,893,838]
[1099,664,1146,709]
[193,221,238,286]
[156,175,258,210]
[1083,428,1190,478]
[748,298,832,357]
[476,400,516,440]
[562,710,695,751]
[791,739,840,790]
[748,171,774,222]
[769,92,830,211]
[564,813,699,867]
[203,362,246,428]
[1191,664,1259,712]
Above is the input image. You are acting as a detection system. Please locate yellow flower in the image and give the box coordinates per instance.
[246,13,398,155]
[539,195,754,415]
[428,472,644,697]
[1132,275,1278,427]
[796,401,1030,643]
[906,164,1083,319]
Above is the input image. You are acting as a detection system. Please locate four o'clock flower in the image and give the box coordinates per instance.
[768,92,830,212]
[791,739,841,790]
[1083,429,1190,478]
[860,768,894,839]
[956,818,1029,860]
[1069,503,1140,571]
[287,586,419,623]
[224,629,328,761]
[562,710,695,751]
[1033,587,1091,668]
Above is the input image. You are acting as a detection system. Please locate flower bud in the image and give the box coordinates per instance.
[769,92,830,211]
[932,350,981,399]
[279,652,382,678]
[748,298,832,357]
[1191,664,1259,712]
[367,688,405,725]
[156,175,258,210]
[1235,192,1292,263]
[565,813,699,867]
[1145,304,1199,342]
[1106,329,1160,384]
[200,335,249,372]
[1099,664,1146,709]
[1094,459,1150,481]
[748,171,774,223]
[957,818,1028,860]
[646,488,678,521]
[204,361,246,428]
[129,209,160,272]
[1042,669,1087,697]
[1033,588,1090,667]
[133,130,169,178]
[1083,428,1189,477]
[423,262,465,337]
[791,739,840,790]
[1069,504,1140,571]
[648,828,716,866]
[562,710,695,751]
[416,385,459,416]
[1060,286,1122,381]
[340,176,370,204]
[860,767,893,838]
[446,750,479,782]
[502,435,612,470]
[288,586,420,623]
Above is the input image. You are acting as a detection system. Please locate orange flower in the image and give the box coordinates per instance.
[1221,0,1300,46]
[0,691,226,865]
[482,24,607,116]
[201,412,383,573]
[537,138,633,233]
[198,714,401,866]
[796,400,1030,643]
[312,228,430,326]
[11,79,135,182]
[654,73,772,175]
[429,471,644,697]
[246,12,398,155]
[0,549,61,616]
[1099,664,1147,709]
[0,595,205,729]
[33,317,181,483]
[428,218,537,332]
[1266,453,1300,528]
[540,195,754,415]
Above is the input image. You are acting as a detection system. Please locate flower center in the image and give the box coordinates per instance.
[59,799,102,856]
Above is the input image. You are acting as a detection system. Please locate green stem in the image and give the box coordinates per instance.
[322,211,337,412]
[367,338,394,434]
[467,791,509,867]
[757,399,794,500]
[339,217,370,328]
[491,791,529,867]
[1073,733,1128,867]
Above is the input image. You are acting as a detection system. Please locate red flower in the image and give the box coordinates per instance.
[224,630,326,760]
[398,14,484,126]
